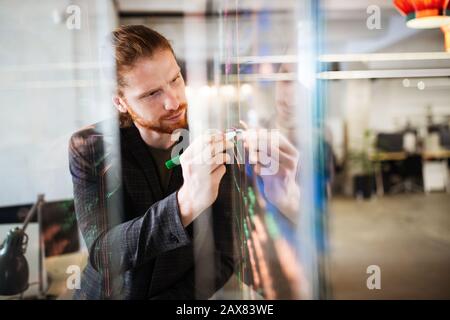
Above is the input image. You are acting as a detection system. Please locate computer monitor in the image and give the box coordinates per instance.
[0,199,80,258]
[376,133,404,152]
[439,127,450,150]
[39,200,80,257]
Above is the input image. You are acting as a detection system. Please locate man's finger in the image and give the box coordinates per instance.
[211,163,227,180]
[209,152,231,173]
[192,152,230,173]
[201,138,234,162]
[243,129,297,158]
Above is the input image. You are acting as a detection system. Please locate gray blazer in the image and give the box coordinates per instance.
[68,120,235,299]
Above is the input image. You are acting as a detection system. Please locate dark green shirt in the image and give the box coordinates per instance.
[147,146,173,194]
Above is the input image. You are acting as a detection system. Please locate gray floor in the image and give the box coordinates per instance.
[328,193,450,299]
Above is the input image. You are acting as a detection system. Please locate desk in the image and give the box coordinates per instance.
[370,152,408,196]
[45,251,88,299]
[370,150,450,195]
[422,150,450,160]
[370,152,407,162]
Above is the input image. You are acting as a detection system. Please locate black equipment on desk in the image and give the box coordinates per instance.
[0,195,45,295]
[0,197,80,296]
[376,133,404,152]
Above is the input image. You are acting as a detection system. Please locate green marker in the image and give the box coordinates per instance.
[165,130,241,170]
[165,155,181,170]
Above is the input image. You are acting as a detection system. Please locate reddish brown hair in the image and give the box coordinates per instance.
[111,25,175,127]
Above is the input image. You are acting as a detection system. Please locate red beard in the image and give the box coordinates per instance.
[128,102,188,134]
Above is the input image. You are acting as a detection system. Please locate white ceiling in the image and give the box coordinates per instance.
[322,0,394,11]
[116,0,207,13]
[117,0,445,63]
[116,0,398,17]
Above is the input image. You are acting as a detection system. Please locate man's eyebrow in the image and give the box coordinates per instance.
[171,68,182,80]
[137,68,182,100]
[137,86,162,99]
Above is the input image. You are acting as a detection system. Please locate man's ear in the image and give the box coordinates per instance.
[112,96,127,113]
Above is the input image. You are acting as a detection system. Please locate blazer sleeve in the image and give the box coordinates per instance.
[68,130,191,280]
[149,168,236,299]
[149,251,234,300]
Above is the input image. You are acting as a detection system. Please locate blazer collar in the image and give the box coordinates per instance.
[121,123,186,200]
[122,124,164,201]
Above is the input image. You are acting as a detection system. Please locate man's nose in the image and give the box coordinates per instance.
[163,88,180,111]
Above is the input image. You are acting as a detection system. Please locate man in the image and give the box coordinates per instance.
[69,25,235,299]
[69,25,299,300]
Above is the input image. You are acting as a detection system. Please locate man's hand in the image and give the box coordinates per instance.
[243,129,300,222]
[177,133,234,227]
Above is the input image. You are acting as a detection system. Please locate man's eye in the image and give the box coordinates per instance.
[146,91,160,98]
[172,75,180,83]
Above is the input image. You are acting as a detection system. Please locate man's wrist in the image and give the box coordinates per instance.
[279,183,300,223]
[177,185,193,227]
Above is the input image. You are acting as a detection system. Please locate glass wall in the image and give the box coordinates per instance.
[121,0,328,299]
[1,0,329,300]
[0,0,119,299]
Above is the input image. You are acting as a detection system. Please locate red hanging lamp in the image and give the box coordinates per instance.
[393,0,450,28]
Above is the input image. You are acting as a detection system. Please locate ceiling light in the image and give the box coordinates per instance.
[393,0,450,29]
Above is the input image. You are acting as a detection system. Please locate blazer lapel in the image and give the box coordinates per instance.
[166,132,188,194]
[167,164,183,194]
[122,124,164,202]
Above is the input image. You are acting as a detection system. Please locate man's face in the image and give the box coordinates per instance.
[275,63,296,127]
[117,49,188,133]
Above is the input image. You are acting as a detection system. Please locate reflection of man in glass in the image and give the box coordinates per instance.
[69,25,235,299]
[250,62,302,224]
[272,62,335,196]
[238,62,304,299]
[274,63,298,145]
